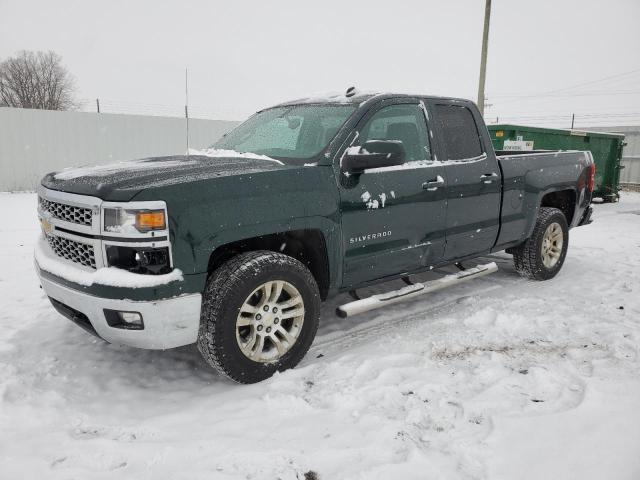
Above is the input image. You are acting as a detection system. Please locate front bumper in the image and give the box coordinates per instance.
[38,267,202,349]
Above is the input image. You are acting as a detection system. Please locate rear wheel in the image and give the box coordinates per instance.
[197,251,320,383]
[513,207,569,280]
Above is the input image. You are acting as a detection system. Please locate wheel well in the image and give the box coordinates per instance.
[540,190,576,224]
[207,229,331,300]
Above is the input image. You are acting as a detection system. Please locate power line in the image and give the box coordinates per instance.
[491,90,640,99]
[534,68,640,96]
[489,67,640,106]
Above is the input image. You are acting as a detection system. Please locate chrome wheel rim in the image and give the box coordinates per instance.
[541,222,563,269]
[236,280,305,363]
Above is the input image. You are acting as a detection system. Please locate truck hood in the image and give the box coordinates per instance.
[40,155,289,201]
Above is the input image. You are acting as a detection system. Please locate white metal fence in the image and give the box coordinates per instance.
[0,107,239,191]
[621,157,640,185]
[583,126,640,186]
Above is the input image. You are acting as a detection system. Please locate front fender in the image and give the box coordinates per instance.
[134,166,341,284]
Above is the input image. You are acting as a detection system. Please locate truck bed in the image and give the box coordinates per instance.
[493,149,593,251]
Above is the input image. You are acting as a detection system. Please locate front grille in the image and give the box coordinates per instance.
[39,197,92,226]
[45,234,96,269]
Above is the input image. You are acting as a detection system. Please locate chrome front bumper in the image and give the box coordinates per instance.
[38,269,202,350]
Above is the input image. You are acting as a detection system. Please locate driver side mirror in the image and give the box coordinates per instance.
[342,140,406,173]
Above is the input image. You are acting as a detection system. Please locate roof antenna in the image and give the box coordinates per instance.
[345,86,357,98]
[185,67,190,158]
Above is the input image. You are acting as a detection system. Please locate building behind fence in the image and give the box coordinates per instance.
[0,107,239,191]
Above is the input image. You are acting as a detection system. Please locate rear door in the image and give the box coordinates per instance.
[337,99,448,288]
[428,101,501,259]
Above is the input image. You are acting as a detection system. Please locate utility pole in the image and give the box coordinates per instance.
[96,98,100,113]
[477,0,492,116]
[571,113,575,129]
[185,68,190,155]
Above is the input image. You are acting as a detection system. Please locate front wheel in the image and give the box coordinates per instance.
[197,251,320,384]
[512,207,569,280]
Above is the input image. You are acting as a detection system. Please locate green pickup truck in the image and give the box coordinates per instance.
[36,90,595,383]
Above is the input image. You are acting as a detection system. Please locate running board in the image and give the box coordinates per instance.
[336,262,498,318]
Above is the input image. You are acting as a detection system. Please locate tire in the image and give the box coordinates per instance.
[197,250,320,384]
[512,207,569,281]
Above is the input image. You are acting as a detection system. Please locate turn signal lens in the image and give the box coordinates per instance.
[587,163,596,193]
[135,210,166,231]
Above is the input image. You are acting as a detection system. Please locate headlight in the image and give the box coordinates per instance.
[105,245,171,275]
[103,208,166,233]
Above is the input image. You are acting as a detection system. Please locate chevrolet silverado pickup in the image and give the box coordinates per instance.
[35,90,595,383]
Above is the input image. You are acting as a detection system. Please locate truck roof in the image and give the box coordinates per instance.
[272,91,473,109]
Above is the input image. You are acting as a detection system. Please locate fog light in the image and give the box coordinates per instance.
[120,312,142,324]
[104,309,144,330]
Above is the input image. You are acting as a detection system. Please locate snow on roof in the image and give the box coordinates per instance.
[275,91,473,108]
[278,88,382,106]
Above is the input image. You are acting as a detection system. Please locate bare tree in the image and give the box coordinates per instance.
[0,50,78,110]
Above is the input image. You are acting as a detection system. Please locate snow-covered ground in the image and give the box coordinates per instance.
[1,192,639,480]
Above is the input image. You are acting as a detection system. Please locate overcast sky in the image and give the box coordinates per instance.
[1,0,639,127]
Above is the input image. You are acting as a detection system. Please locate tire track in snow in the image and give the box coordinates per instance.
[308,282,505,361]
[308,254,526,360]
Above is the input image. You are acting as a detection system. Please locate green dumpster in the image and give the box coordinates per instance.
[487,124,625,202]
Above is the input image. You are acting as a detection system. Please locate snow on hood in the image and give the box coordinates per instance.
[54,159,199,180]
[54,149,283,180]
[188,147,284,165]
[42,154,288,201]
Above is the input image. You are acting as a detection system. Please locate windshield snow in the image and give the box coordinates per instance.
[212,104,355,164]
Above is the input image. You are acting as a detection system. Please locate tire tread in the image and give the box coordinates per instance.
[197,250,319,383]
[512,207,568,280]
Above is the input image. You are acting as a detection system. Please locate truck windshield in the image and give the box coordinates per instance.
[212,104,356,163]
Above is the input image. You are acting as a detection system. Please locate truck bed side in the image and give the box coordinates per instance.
[493,150,593,251]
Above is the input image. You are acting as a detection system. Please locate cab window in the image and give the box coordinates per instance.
[358,104,431,162]
[434,104,484,160]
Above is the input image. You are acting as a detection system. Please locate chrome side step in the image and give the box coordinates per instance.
[336,262,498,318]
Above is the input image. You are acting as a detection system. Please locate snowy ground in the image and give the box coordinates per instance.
[1,192,639,480]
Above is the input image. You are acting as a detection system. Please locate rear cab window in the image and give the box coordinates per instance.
[434,104,485,160]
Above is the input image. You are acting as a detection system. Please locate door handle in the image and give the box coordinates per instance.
[480,172,498,184]
[422,175,445,191]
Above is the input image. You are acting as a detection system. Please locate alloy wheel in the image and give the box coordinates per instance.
[235,280,305,363]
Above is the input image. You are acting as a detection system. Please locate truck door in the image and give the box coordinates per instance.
[429,101,501,259]
[337,99,447,288]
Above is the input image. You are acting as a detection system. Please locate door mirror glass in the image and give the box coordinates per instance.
[342,140,406,172]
